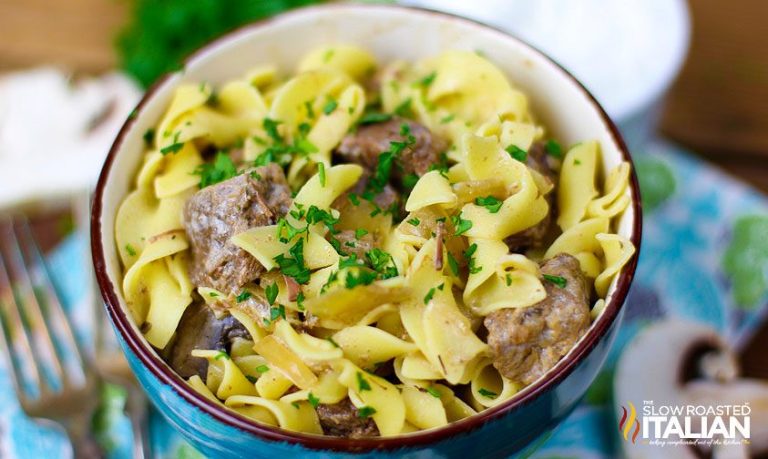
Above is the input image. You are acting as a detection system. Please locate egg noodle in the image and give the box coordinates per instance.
[116,45,635,436]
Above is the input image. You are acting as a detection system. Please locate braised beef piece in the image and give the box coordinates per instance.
[334,169,400,213]
[484,253,590,385]
[505,142,557,251]
[184,164,292,294]
[164,301,250,379]
[335,118,445,184]
[316,398,380,438]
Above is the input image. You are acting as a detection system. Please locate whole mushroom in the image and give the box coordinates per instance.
[614,320,768,459]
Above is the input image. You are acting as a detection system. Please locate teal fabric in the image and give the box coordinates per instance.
[0,139,766,458]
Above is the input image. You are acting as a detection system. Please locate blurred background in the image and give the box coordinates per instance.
[0,0,766,458]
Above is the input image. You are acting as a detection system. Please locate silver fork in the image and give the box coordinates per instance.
[0,218,102,458]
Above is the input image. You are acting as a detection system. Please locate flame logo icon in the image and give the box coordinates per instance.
[618,402,641,443]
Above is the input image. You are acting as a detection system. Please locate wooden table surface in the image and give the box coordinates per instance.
[1,0,766,375]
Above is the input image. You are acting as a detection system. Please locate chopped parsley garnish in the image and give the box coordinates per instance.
[423,287,437,304]
[356,372,372,392]
[348,193,360,206]
[270,304,286,321]
[214,351,230,360]
[326,337,340,348]
[451,213,473,236]
[543,274,568,288]
[339,254,363,269]
[357,406,376,418]
[464,243,482,274]
[322,48,335,63]
[323,96,338,115]
[365,248,399,279]
[304,100,315,119]
[250,171,262,180]
[321,270,339,294]
[447,252,459,276]
[263,118,282,143]
[265,283,278,305]
[394,97,414,118]
[273,239,311,284]
[506,273,513,286]
[253,117,318,167]
[417,71,437,87]
[475,196,503,213]
[574,159,582,165]
[545,139,563,158]
[402,173,419,189]
[245,375,258,383]
[355,228,369,239]
[276,217,307,243]
[307,392,320,408]
[143,129,155,146]
[366,124,416,196]
[317,162,326,187]
[426,386,442,398]
[407,217,421,227]
[478,388,498,398]
[440,114,455,124]
[344,269,378,289]
[306,206,339,233]
[296,291,305,311]
[194,151,238,188]
[291,401,300,409]
[358,111,393,125]
[506,144,528,162]
[208,292,219,298]
[160,132,184,155]
[256,365,269,373]
[236,291,252,303]
[125,244,137,257]
[427,152,450,177]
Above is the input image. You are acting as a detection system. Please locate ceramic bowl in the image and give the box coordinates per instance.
[91,4,642,458]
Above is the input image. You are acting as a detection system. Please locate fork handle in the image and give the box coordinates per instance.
[64,415,103,459]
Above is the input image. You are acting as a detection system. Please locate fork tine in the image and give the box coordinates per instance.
[0,221,45,401]
[14,218,89,387]
[2,219,69,391]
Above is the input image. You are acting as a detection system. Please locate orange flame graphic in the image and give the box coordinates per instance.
[618,402,640,444]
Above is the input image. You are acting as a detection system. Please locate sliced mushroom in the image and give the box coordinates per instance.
[614,320,767,459]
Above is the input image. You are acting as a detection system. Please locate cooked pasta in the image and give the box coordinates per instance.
[116,45,636,437]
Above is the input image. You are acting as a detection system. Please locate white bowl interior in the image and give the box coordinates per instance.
[98,4,636,385]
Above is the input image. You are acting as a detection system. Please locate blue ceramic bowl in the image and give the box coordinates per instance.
[91,4,642,458]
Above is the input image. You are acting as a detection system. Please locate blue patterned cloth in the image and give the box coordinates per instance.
[1,139,766,459]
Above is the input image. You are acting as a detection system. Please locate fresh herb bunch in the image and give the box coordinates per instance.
[117,0,322,87]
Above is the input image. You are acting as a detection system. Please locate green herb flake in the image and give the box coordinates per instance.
[464,243,482,274]
[344,269,378,289]
[270,304,286,321]
[304,100,315,119]
[451,213,473,236]
[574,159,582,165]
[143,129,155,146]
[322,48,335,63]
[365,248,399,279]
[355,228,369,239]
[394,98,414,118]
[256,365,269,374]
[263,118,283,144]
[357,406,377,418]
[348,193,360,206]
[478,388,498,398]
[317,162,326,187]
[358,111,392,125]
[296,291,305,311]
[160,132,184,155]
[323,97,338,115]
[214,351,230,361]
[506,145,528,162]
[417,71,437,87]
[423,287,437,304]
[291,401,301,409]
[326,337,340,348]
[265,283,278,305]
[447,252,459,276]
[426,386,442,398]
[543,274,568,288]
[273,239,311,284]
[236,291,252,303]
[407,217,421,227]
[475,196,503,214]
[545,139,563,158]
[440,114,455,124]
[194,151,238,188]
[356,371,372,392]
[245,375,258,383]
[308,392,320,408]
[125,244,137,257]
[506,273,513,286]
[208,292,219,298]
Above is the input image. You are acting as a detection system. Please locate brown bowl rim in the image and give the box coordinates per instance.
[91,3,643,453]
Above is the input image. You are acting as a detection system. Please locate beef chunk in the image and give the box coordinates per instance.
[484,254,590,385]
[164,301,250,379]
[184,164,292,294]
[336,118,445,183]
[316,398,380,438]
[334,230,376,260]
[505,142,557,251]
